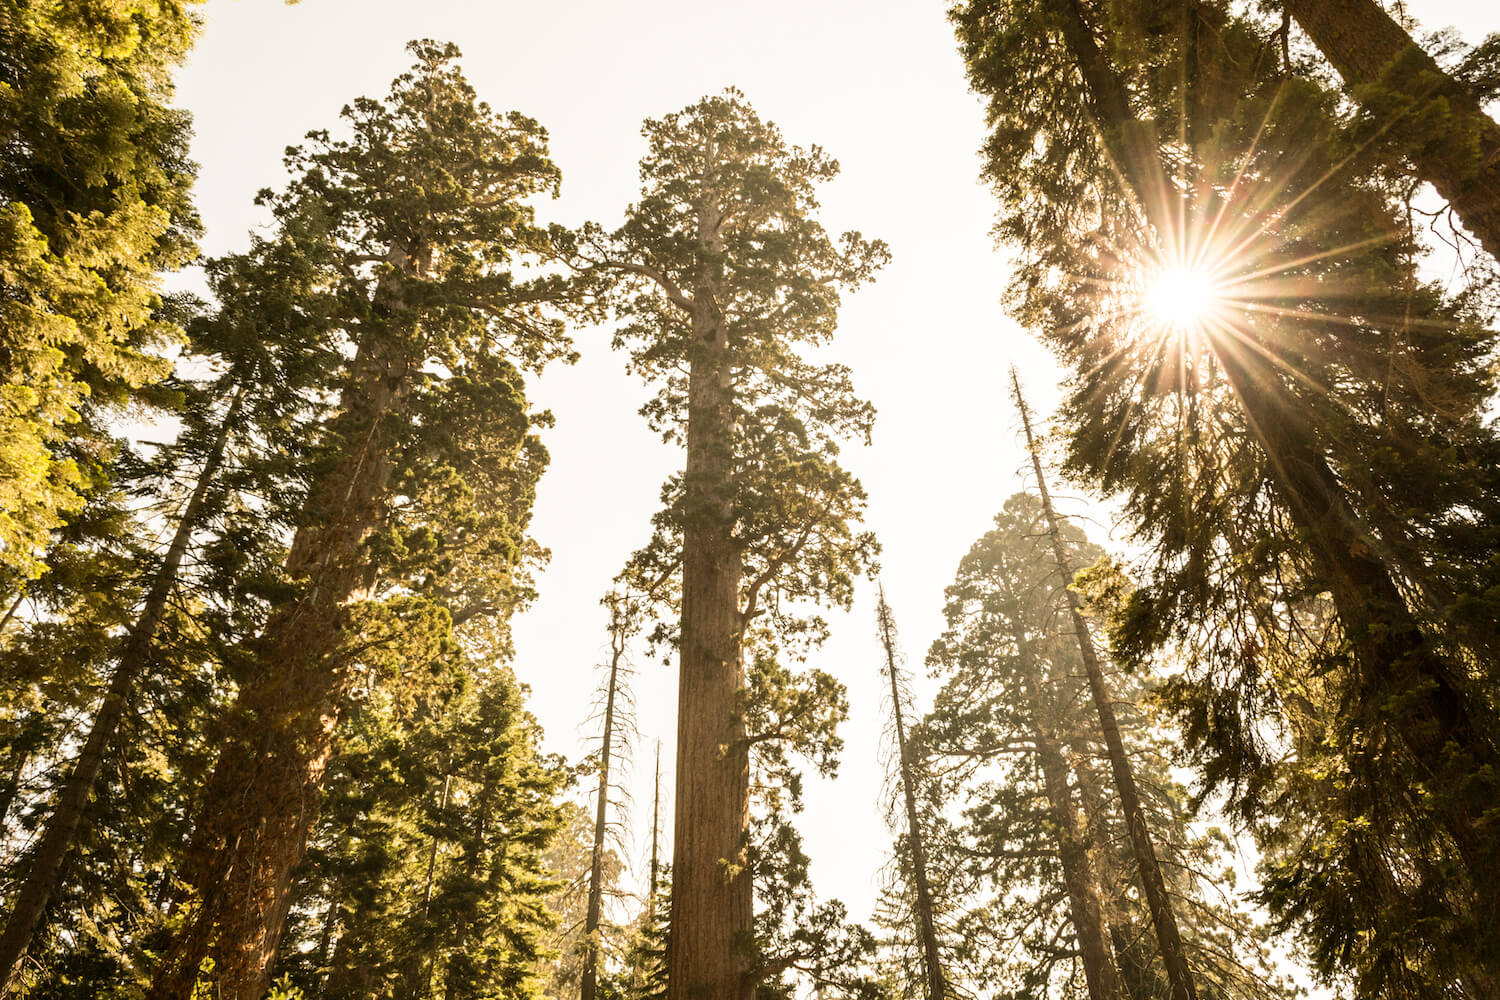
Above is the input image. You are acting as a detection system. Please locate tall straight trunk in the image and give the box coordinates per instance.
[0,385,246,994]
[149,263,418,1000]
[873,589,947,1000]
[667,206,752,1000]
[1033,730,1124,1000]
[1012,373,1199,1000]
[1283,0,1500,262]
[649,742,661,903]
[583,627,627,1000]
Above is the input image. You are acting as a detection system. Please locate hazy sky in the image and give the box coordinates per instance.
[173,0,1500,972]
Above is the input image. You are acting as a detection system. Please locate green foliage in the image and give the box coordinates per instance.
[917,494,1297,999]
[951,0,1500,992]
[0,0,201,577]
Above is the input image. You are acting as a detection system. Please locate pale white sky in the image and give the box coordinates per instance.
[173,0,1499,982]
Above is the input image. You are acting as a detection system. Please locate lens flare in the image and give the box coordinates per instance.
[1144,266,1221,330]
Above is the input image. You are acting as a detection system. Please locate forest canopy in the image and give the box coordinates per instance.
[1,2,1498,999]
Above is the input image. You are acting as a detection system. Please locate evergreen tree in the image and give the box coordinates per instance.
[923,492,1296,1000]
[1281,0,1500,261]
[581,90,885,1000]
[950,1,1500,989]
[0,0,202,577]
[146,42,585,999]
[0,218,342,992]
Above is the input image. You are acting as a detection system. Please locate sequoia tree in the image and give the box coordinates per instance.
[582,90,885,1000]
[146,43,582,999]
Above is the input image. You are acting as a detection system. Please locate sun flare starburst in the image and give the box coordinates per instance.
[1144,265,1222,331]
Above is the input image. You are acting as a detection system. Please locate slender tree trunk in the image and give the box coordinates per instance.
[1283,0,1500,262]
[149,262,419,1000]
[649,742,661,904]
[667,207,752,1000]
[0,385,246,994]
[1005,620,1123,1000]
[1033,730,1125,1000]
[1012,373,1199,1000]
[873,588,948,1000]
[1073,763,1158,1000]
[583,628,627,1000]
[401,770,452,1000]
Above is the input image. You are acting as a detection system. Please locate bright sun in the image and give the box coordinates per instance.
[1144,266,1221,330]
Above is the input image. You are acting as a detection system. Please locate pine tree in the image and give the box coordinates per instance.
[0,218,342,992]
[923,492,1297,1000]
[950,1,1500,988]
[146,42,584,999]
[582,90,885,1000]
[0,0,202,577]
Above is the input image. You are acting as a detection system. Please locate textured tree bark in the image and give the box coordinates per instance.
[1014,374,1200,1000]
[1283,0,1500,262]
[148,265,417,1000]
[0,385,245,995]
[1073,764,1158,1000]
[874,590,948,1000]
[667,197,753,1000]
[582,629,626,1000]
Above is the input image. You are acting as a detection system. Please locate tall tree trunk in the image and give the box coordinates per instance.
[668,208,752,1000]
[0,385,246,994]
[1033,729,1124,1000]
[1283,0,1500,262]
[583,624,627,1000]
[873,588,948,1000]
[149,263,417,1000]
[1012,373,1199,1000]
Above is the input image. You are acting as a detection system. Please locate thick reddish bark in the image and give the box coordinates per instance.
[667,249,753,1000]
[1284,0,1500,262]
[0,386,244,994]
[148,270,415,1000]
[1014,374,1199,1000]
